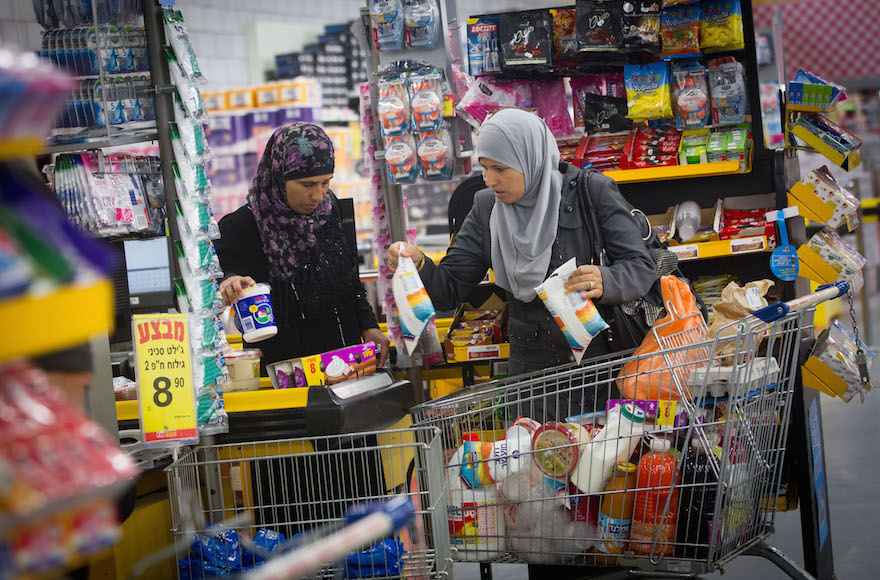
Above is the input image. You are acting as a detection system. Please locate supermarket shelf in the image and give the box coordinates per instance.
[0,138,45,161]
[0,279,114,363]
[668,235,773,262]
[43,130,159,154]
[604,160,745,184]
[787,104,837,114]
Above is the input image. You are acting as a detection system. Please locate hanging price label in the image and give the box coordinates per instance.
[133,313,198,447]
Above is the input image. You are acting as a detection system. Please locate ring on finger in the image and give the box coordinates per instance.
[588,280,595,290]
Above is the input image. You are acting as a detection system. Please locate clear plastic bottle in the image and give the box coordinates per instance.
[631,438,680,557]
[570,403,647,495]
[675,200,702,242]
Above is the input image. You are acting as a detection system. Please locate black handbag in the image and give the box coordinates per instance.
[576,169,684,351]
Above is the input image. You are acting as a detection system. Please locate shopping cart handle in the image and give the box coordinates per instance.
[752,281,850,323]
[344,495,415,532]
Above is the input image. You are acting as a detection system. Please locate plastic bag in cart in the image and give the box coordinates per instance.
[619,275,703,401]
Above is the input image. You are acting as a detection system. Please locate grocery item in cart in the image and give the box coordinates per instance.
[460,433,494,488]
[570,403,647,494]
[596,461,637,564]
[447,483,504,561]
[676,436,719,559]
[531,422,582,479]
[619,275,703,401]
[231,283,277,342]
[631,438,680,557]
[393,256,436,354]
[707,279,773,357]
[535,257,609,364]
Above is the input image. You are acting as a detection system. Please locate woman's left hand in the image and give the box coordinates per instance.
[363,328,391,367]
[564,265,604,301]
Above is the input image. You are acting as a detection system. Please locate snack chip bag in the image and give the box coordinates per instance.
[576,0,622,52]
[625,62,673,122]
[621,1,661,53]
[498,9,555,74]
[416,128,453,181]
[535,258,609,364]
[384,134,418,183]
[700,0,744,52]
[551,8,579,71]
[393,256,436,355]
[660,3,701,60]
[377,72,410,136]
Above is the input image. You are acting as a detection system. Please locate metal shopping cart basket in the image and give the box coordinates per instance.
[162,426,452,579]
[411,284,849,580]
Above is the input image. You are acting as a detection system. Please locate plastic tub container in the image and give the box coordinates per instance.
[232,283,277,342]
[224,349,262,392]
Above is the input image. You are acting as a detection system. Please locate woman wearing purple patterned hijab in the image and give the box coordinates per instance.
[215,123,389,370]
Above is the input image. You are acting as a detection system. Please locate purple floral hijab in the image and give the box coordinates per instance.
[247,123,336,282]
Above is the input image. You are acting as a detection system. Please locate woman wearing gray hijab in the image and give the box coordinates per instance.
[390,109,656,407]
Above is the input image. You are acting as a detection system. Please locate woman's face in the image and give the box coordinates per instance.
[285,174,333,214]
[480,158,525,204]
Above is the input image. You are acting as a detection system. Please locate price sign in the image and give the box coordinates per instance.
[301,355,325,386]
[133,314,198,447]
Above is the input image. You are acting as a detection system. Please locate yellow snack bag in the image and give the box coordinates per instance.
[624,62,673,122]
[700,0,745,52]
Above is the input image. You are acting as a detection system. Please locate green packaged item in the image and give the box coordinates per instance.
[707,131,729,162]
[678,129,710,164]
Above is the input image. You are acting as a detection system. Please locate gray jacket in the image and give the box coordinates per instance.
[421,162,657,372]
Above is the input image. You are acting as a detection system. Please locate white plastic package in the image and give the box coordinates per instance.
[371,0,405,51]
[404,0,440,48]
[167,48,207,122]
[163,9,204,83]
[535,258,609,364]
[392,256,436,355]
[173,93,211,164]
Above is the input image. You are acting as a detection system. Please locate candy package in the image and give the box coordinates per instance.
[660,3,702,60]
[457,77,532,128]
[576,0,622,53]
[621,1,661,53]
[409,67,444,132]
[377,72,410,136]
[700,0,744,53]
[672,62,710,129]
[551,8,579,72]
[467,16,501,77]
[498,10,554,74]
[570,74,627,131]
[371,0,405,51]
[531,79,575,137]
[708,57,746,126]
[384,134,419,183]
[623,125,681,169]
[404,0,440,48]
[417,128,453,180]
[625,62,673,122]
[535,258,609,364]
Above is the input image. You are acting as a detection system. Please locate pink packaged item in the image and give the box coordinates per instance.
[457,78,533,129]
[530,79,575,137]
[320,342,378,384]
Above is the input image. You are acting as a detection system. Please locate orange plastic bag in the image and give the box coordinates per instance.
[618,275,704,401]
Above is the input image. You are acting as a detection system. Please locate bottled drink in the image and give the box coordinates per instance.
[596,461,637,565]
[676,438,718,559]
[570,403,647,494]
[631,438,679,557]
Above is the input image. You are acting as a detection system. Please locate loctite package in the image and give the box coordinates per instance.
[467,16,501,77]
[377,72,410,136]
[498,10,555,75]
[409,67,444,132]
[576,0,622,53]
[416,128,454,180]
[621,1,661,53]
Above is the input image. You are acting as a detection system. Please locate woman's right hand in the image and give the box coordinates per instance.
[220,275,256,306]
[388,242,425,272]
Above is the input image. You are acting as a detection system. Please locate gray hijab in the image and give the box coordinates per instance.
[481,109,562,302]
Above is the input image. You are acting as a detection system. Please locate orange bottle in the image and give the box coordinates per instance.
[596,461,637,565]
[631,438,680,558]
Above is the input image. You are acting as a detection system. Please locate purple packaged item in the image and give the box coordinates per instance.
[208,154,243,188]
[319,342,378,385]
[275,359,307,389]
[206,113,249,148]
[605,399,690,428]
[277,106,316,125]
[248,109,278,138]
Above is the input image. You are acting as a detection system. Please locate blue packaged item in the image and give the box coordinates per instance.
[417,129,453,181]
[243,528,287,566]
[467,16,500,76]
[232,283,279,343]
[404,0,440,48]
[345,539,406,579]
[178,556,231,580]
[189,528,242,572]
[371,0,405,51]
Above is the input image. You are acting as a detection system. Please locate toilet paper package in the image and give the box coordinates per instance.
[393,257,436,355]
[535,258,609,363]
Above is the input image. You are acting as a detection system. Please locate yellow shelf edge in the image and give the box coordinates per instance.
[668,235,772,262]
[0,279,114,363]
[604,160,744,184]
[0,138,44,161]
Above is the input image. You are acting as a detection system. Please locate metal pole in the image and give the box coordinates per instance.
[143,0,182,283]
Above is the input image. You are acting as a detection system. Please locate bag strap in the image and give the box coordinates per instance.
[576,168,609,267]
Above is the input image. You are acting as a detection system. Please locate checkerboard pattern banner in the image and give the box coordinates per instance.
[753,0,880,83]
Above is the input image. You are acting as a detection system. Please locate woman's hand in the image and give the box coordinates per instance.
[220,275,256,306]
[362,328,391,367]
[387,242,425,272]
[564,265,604,301]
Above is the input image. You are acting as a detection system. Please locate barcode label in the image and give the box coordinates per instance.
[134,214,148,231]
[241,316,256,334]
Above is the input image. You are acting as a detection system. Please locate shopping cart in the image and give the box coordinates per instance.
[159,427,452,579]
[410,283,850,580]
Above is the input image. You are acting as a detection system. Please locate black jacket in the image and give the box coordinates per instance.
[215,197,379,371]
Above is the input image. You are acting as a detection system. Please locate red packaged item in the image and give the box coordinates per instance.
[623,126,681,169]
[552,8,579,72]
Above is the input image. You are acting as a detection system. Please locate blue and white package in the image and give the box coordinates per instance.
[188,528,242,572]
[232,283,278,343]
[405,0,440,48]
[345,538,406,579]
[467,16,501,76]
[371,0,405,52]
[392,256,436,355]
